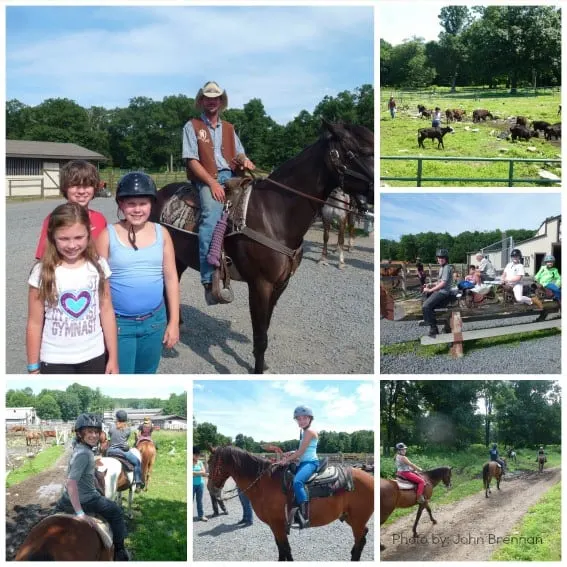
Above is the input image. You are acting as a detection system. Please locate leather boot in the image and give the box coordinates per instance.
[296,502,310,528]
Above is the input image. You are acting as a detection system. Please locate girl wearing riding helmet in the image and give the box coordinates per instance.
[55,413,130,561]
[280,405,319,529]
[489,443,506,474]
[96,172,180,373]
[501,248,543,309]
[106,410,144,491]
[136,416,154,444]
[395,443,427,504]
[534,254,561,302]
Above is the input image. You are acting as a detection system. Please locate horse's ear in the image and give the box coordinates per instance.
[321,117,339,138]
[207,444,215,453]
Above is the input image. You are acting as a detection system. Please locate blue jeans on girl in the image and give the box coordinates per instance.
[293,460,319,504]
[193,484,205,518]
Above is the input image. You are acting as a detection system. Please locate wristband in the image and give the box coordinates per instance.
[76,510,85,517]
[27,362,40,372]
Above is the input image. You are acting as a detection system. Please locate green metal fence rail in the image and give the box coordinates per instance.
[380,156,562,187]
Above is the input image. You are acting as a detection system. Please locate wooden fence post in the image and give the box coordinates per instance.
[450,311,464,358]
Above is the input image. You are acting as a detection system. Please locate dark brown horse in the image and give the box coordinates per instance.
[483,461,502,497]
[380,467,452,551]
[151,121,373,373]
[207,446,374,561]
[15,515,113,560]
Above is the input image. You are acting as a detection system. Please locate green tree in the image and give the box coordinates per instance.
[6,390,35,407]
[36,394,62,420]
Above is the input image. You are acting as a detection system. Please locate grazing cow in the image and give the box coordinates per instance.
[25,431,42,446]
[532,121,551,133]
[418,126,455,149]
[545,123,561,140]
[445,109,454,123]
[510,125,537,141]
[452,109,466,122]
[516,116,529,127]
[473,109,493,122]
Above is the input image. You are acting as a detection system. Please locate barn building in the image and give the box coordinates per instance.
[6,140,107,198]
[152,415,188,431]
[468,215,561,276]
[6,407,38,426]
[103,408,164,425]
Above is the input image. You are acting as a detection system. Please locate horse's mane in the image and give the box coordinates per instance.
[216,446,287,478]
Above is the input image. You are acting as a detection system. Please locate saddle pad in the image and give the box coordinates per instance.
[55,513,113,549]
[283,465,354,500]
[395,479,418,490]
[108,455,135,472]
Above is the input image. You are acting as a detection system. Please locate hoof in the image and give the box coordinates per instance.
[431,519,437,525]
[338,263,345,270]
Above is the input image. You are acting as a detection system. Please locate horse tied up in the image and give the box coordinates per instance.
[151,121,373,373]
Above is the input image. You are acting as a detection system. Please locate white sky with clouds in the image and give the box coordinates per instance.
[381,193,561,240]
[6,5,373,125]
[379,2,447,45]
[6,378,186,399]
[193,380,374,442]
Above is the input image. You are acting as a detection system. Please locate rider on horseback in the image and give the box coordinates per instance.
[280,405,319,529]
[394,442,427,504]
[137,416,154,445]
[107,410,144,492]
[55,413,130,561]
[489,443,506,474]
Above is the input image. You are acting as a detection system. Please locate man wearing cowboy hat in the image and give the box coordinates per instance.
[182,80,256,305]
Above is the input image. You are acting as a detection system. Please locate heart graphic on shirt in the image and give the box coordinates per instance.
[60,291,91,319]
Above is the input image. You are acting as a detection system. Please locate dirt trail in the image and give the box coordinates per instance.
[381,468,560,561]
[5,446,72,560]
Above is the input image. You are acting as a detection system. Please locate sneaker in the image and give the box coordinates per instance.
[198,516,208,522]
[428,326,439,338]
[531,296,543,309]
[237,518,248,525]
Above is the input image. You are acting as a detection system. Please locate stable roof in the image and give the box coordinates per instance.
[6,140,107,161]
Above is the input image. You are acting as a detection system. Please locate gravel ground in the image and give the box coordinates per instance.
[380,314,561,374]
[193,478,374,561]
[6,198,373,374]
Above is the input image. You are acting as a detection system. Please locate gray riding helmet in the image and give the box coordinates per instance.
[75,413,103,431]
[293,405,314,419]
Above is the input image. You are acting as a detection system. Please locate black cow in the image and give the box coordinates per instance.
[516,116,529,127]
[473,109,493,122]
[532,121,551,132]
[545,123,561,140]
[418,126,455,149]
[510,125,537,141]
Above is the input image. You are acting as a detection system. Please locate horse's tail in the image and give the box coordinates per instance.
[482,463,489,488]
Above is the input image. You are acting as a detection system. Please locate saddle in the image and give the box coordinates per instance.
[107,454,135,473]
[55,513,113,549]
[394,476,420,490]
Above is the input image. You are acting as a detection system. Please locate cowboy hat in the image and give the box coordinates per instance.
[195,81,228,110]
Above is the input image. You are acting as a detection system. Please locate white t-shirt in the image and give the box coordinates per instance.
[503,261,525,282]
[28,258,111,364]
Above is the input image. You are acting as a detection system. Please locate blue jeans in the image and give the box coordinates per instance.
[193,483,204,518]
[116,304,167,374]
[196,169,233,284]
[389,108,396,119]
[545,283,561,300]
[293,460,318,504]
[107,447,142,484]
[238,489,253,523]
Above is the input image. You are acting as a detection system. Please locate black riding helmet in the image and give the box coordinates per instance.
[75,413,103,432]
[510,248,522,258]
[115,172,157,203]
[436,248,449,259]
[115,410,128,422]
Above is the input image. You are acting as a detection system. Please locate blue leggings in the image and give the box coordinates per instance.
[545,283,561,300]
[293,460,318,504]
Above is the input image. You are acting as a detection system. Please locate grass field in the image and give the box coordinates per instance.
[380,444,561,524]
[5,444,65,488]
[380,89,561,187]
[127,430,187,561]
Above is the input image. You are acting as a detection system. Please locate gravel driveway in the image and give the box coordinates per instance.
[193,478,374,561]
[6,198,374,374]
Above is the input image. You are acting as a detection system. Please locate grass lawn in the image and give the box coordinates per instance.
[380,89,561,187]
[6,444,65,488]
[126,430,187,561]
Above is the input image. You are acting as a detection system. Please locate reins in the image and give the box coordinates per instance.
[216,462,279,501]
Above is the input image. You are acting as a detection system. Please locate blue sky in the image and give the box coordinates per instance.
[6,6,373,126]
[6,378,186,399]
[381,193,561,240]
[193,380,374,442]
[379,3,453,45]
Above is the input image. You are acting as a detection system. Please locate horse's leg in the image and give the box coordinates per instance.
[412,504,426,538]
[128,487,134,519]
[347,515,369,561]
[270,524,293,561]
[423,501,437,526]
[337,218,346,269]
[248,281,275,374]
[173,259,187,328]
[319,219,330,265]
[346,213,355,251]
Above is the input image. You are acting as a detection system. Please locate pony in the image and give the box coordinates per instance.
[207,446,374,561]
[151,121,373,374]
[380,467,452,551]
[25,431,42,446]
[507,449,517,463]
[136,440,157,491]
[318,187,356,269]
[14,515,113,561]
[482,461,502,497]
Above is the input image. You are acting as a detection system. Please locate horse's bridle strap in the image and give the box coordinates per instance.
[240,226,297,258]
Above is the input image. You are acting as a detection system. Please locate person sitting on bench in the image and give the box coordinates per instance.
[422,248,454,338]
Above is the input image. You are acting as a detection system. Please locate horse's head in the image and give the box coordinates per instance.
[98,431,109,456]
[443,466,453,489]
[207,446,230,499]
[322,119,374,211]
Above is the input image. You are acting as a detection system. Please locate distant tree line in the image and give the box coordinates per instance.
[6,85,373,172]
[381,227,537,263]
[193,418,374,453]
[381,6,561,91]
[380,380,561,454]
[6,384,186,421]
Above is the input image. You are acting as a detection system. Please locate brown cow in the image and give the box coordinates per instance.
[25,431,42,446]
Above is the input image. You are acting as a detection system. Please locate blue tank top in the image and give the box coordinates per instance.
[107,223,164,316]
[299,430,318,462]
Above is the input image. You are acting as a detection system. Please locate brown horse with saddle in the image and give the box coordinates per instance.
[482,460,503,497]
[380,467,452,551]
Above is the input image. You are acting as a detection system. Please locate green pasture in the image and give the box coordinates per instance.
[490,481,561,561]
[380,89,561,187]
[380,444,561,525]
[6,445,65,488]
[127,430,187,561]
